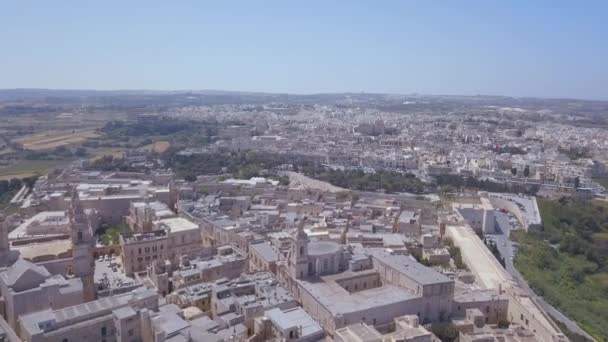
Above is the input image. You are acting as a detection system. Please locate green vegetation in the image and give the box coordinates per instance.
[512,198,608,341]
[167,150,424,192]
[555,320,594,342]
[558,146,592,160]
[429,322,458,341]
[86,155,141,172]
[22,146,88,160]
[0,160,67,180]
[483,237,506,267]
[495,145,527,155]
[435,174,539,195]
[301,168,426,194]
[97,223,130,245]
[0,176,38,206]
[167,151,287,181]
[593,177,608,189]
[101,119,194,137]
[444,237,468,270]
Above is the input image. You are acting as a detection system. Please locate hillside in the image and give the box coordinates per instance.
[513,198,608,341]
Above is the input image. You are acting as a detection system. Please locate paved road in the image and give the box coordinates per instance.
[486,214,596,341]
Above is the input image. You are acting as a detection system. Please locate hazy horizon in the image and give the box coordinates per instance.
[1,1,607,100]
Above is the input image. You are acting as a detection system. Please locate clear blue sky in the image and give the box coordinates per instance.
[1,1,607,99]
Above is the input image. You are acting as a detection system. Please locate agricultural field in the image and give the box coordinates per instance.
[0,160,69,180]
[141,140,171,153]
[14,130,99,151]
[90,149,126,162]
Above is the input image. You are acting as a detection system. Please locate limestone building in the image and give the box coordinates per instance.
[278,218,454,336]
[0,258,84,333]
[68,189,96,302]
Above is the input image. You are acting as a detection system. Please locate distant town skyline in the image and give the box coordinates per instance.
[1,1,607,100]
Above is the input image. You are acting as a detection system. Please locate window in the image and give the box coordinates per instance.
[62,339,68,342]
[299,246,304,256]
[138,248,142,255]
[289,331,294,338]
[128,329,134,337]
[101,326,107,336]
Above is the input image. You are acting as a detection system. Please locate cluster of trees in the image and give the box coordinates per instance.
[0,176,38,205]
[86,155,139,172]
[483,237,506,267]
[444,238,468,270]
[168,150,425,193]
[96,223,130,245]
[436,174,539,195]
[301,167,426,194]
[510,165,531,178]
[101,119,194,137]
[167,151,289,183]
[100,119,220,148]
[558,146,592,160]
[430,323,459,342]
[513,198,608,341]
[23,146,88,161]
[497,145,527,155]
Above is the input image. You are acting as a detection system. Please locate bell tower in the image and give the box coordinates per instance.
[69,188,96,302]
[289,217,309,279]
[0,214,11,266]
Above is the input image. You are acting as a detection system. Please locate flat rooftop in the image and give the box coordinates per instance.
[297,269,418,316]
[365,248,453,286]
[265,307,323,338]
[158,217,199,233]
[249,241,278,262]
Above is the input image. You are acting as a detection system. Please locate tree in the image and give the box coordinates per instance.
[75,147,88,157]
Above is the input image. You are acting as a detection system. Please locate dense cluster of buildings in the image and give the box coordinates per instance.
[0,165,572,341]
[173,103,608,199]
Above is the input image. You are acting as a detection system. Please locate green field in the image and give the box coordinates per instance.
[0,160,69,180]
[512,198,608,341]
[594,177,608,189]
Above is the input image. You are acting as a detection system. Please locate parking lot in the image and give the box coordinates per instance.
[485,210,520,274]
[94,254,136,291]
